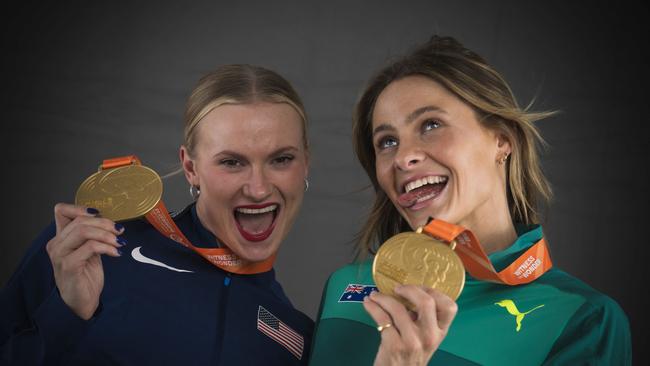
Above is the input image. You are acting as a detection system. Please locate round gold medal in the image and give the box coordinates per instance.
[372,232,465,305]
[75,164,163,222]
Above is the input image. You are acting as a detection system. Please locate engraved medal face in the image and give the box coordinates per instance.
[75,165,163,222]
[372,232,465,304]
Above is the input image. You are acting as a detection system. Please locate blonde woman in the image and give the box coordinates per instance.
[1,65,313,365]
[309,36,631,365]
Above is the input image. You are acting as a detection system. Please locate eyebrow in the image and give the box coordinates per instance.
[372,105,446,136]
[269,146,300,155]
[213,146,300,160]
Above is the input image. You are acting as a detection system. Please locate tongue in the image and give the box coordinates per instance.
[398,183,445,208]
[235,211,274,234]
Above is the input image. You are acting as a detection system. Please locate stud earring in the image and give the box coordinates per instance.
[497,153,510,165]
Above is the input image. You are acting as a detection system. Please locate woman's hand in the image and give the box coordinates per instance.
[363,285,458,366]
[45,203,125,320]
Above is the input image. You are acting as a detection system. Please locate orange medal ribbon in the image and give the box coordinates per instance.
[421,219,552,285]
[102,155,275,275]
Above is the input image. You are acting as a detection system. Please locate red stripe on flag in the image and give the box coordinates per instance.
[256,306,304,360]
[257,320,304,359]
[257,320,303,350]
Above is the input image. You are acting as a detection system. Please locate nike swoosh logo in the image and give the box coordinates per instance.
[131,246,194,273]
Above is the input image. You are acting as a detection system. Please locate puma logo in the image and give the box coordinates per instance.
[495,299,544,332]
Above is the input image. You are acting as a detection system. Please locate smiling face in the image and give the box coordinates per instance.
[372,75,510,231]
[181,102,309,264]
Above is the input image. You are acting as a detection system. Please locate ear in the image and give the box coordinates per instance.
[496,133,512,157]
[180,146,200,187]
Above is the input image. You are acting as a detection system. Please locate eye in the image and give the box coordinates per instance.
[422,119,441,132]
[272,155,295,166]
[376,136,398,150]
[220,158,243,168]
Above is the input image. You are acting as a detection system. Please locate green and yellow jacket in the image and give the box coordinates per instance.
[309,226,631,365]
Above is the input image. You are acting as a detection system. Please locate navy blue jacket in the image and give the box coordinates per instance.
[1,204,313,365]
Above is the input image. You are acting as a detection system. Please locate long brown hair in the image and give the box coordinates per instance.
[353,36,555,255]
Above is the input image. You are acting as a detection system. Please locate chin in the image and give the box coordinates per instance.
[234,239,279,263]
[399,209,431,230]
[402,213,449,232]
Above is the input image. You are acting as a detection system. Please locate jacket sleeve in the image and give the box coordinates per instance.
[544,294,632,365]
[1,223,97,365]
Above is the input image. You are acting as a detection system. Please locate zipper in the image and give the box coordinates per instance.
[213,273,232,364]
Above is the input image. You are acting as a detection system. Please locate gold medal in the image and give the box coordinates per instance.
[372,232,465,306]
[75,164,163,222]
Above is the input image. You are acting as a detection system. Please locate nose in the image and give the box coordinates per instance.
[243,166,273,201]
[394,140,426,171]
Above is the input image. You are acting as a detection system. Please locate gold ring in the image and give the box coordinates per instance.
[376,323,392,332]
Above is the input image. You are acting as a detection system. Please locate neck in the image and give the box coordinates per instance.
[471,218,518,254]
[194,199,221,246]
[458,196,517,255]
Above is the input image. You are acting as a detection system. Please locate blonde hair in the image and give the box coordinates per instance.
[353,35,556,255]
[184,64,308,157]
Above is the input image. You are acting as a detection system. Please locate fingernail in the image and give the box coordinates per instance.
[115,223,124,232]
[363,296,369,302]
[117,237,127,246]
[87,207,99,215]
[117,248,123,256]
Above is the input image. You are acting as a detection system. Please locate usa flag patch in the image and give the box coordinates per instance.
[338,283,378,302]
[257,306,304,360]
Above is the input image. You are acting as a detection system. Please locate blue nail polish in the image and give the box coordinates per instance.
[117,248,123,256]
[115,223,124,232]
[87,207,99,215]
[117,237,127,246]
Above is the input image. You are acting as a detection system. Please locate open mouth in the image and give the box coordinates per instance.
[234,203,279,242]
[397,176,448,208]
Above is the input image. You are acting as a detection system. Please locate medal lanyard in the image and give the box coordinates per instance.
[101,155,276,275]
[421,219,552,285]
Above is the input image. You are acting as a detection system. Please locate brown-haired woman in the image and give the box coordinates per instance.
[309,36,631,365]
[1,65,313,365]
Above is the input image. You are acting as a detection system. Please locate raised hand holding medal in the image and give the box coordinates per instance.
[365,219,552,366]
[46,204,126,320]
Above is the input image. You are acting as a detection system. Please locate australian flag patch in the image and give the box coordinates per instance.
[338,283,378,302]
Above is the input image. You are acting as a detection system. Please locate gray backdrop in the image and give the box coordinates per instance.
[2,0,648,363]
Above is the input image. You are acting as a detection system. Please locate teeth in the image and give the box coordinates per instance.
[416,192,437,203]
[236,205,278,214]
[405,176,448,193]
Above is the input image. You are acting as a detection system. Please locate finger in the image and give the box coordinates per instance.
[54,203,100,234]
[58,215,124,244]
[394,285,438,328]
[367,291,418,343]
[61,240,122,271]
[422,287,458,331]
[363,295,400,340]
[53,221,125,259]
[49,215,124,262]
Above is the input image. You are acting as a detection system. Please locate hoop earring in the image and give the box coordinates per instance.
[190,185,200,200]
[304,178,309,192]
